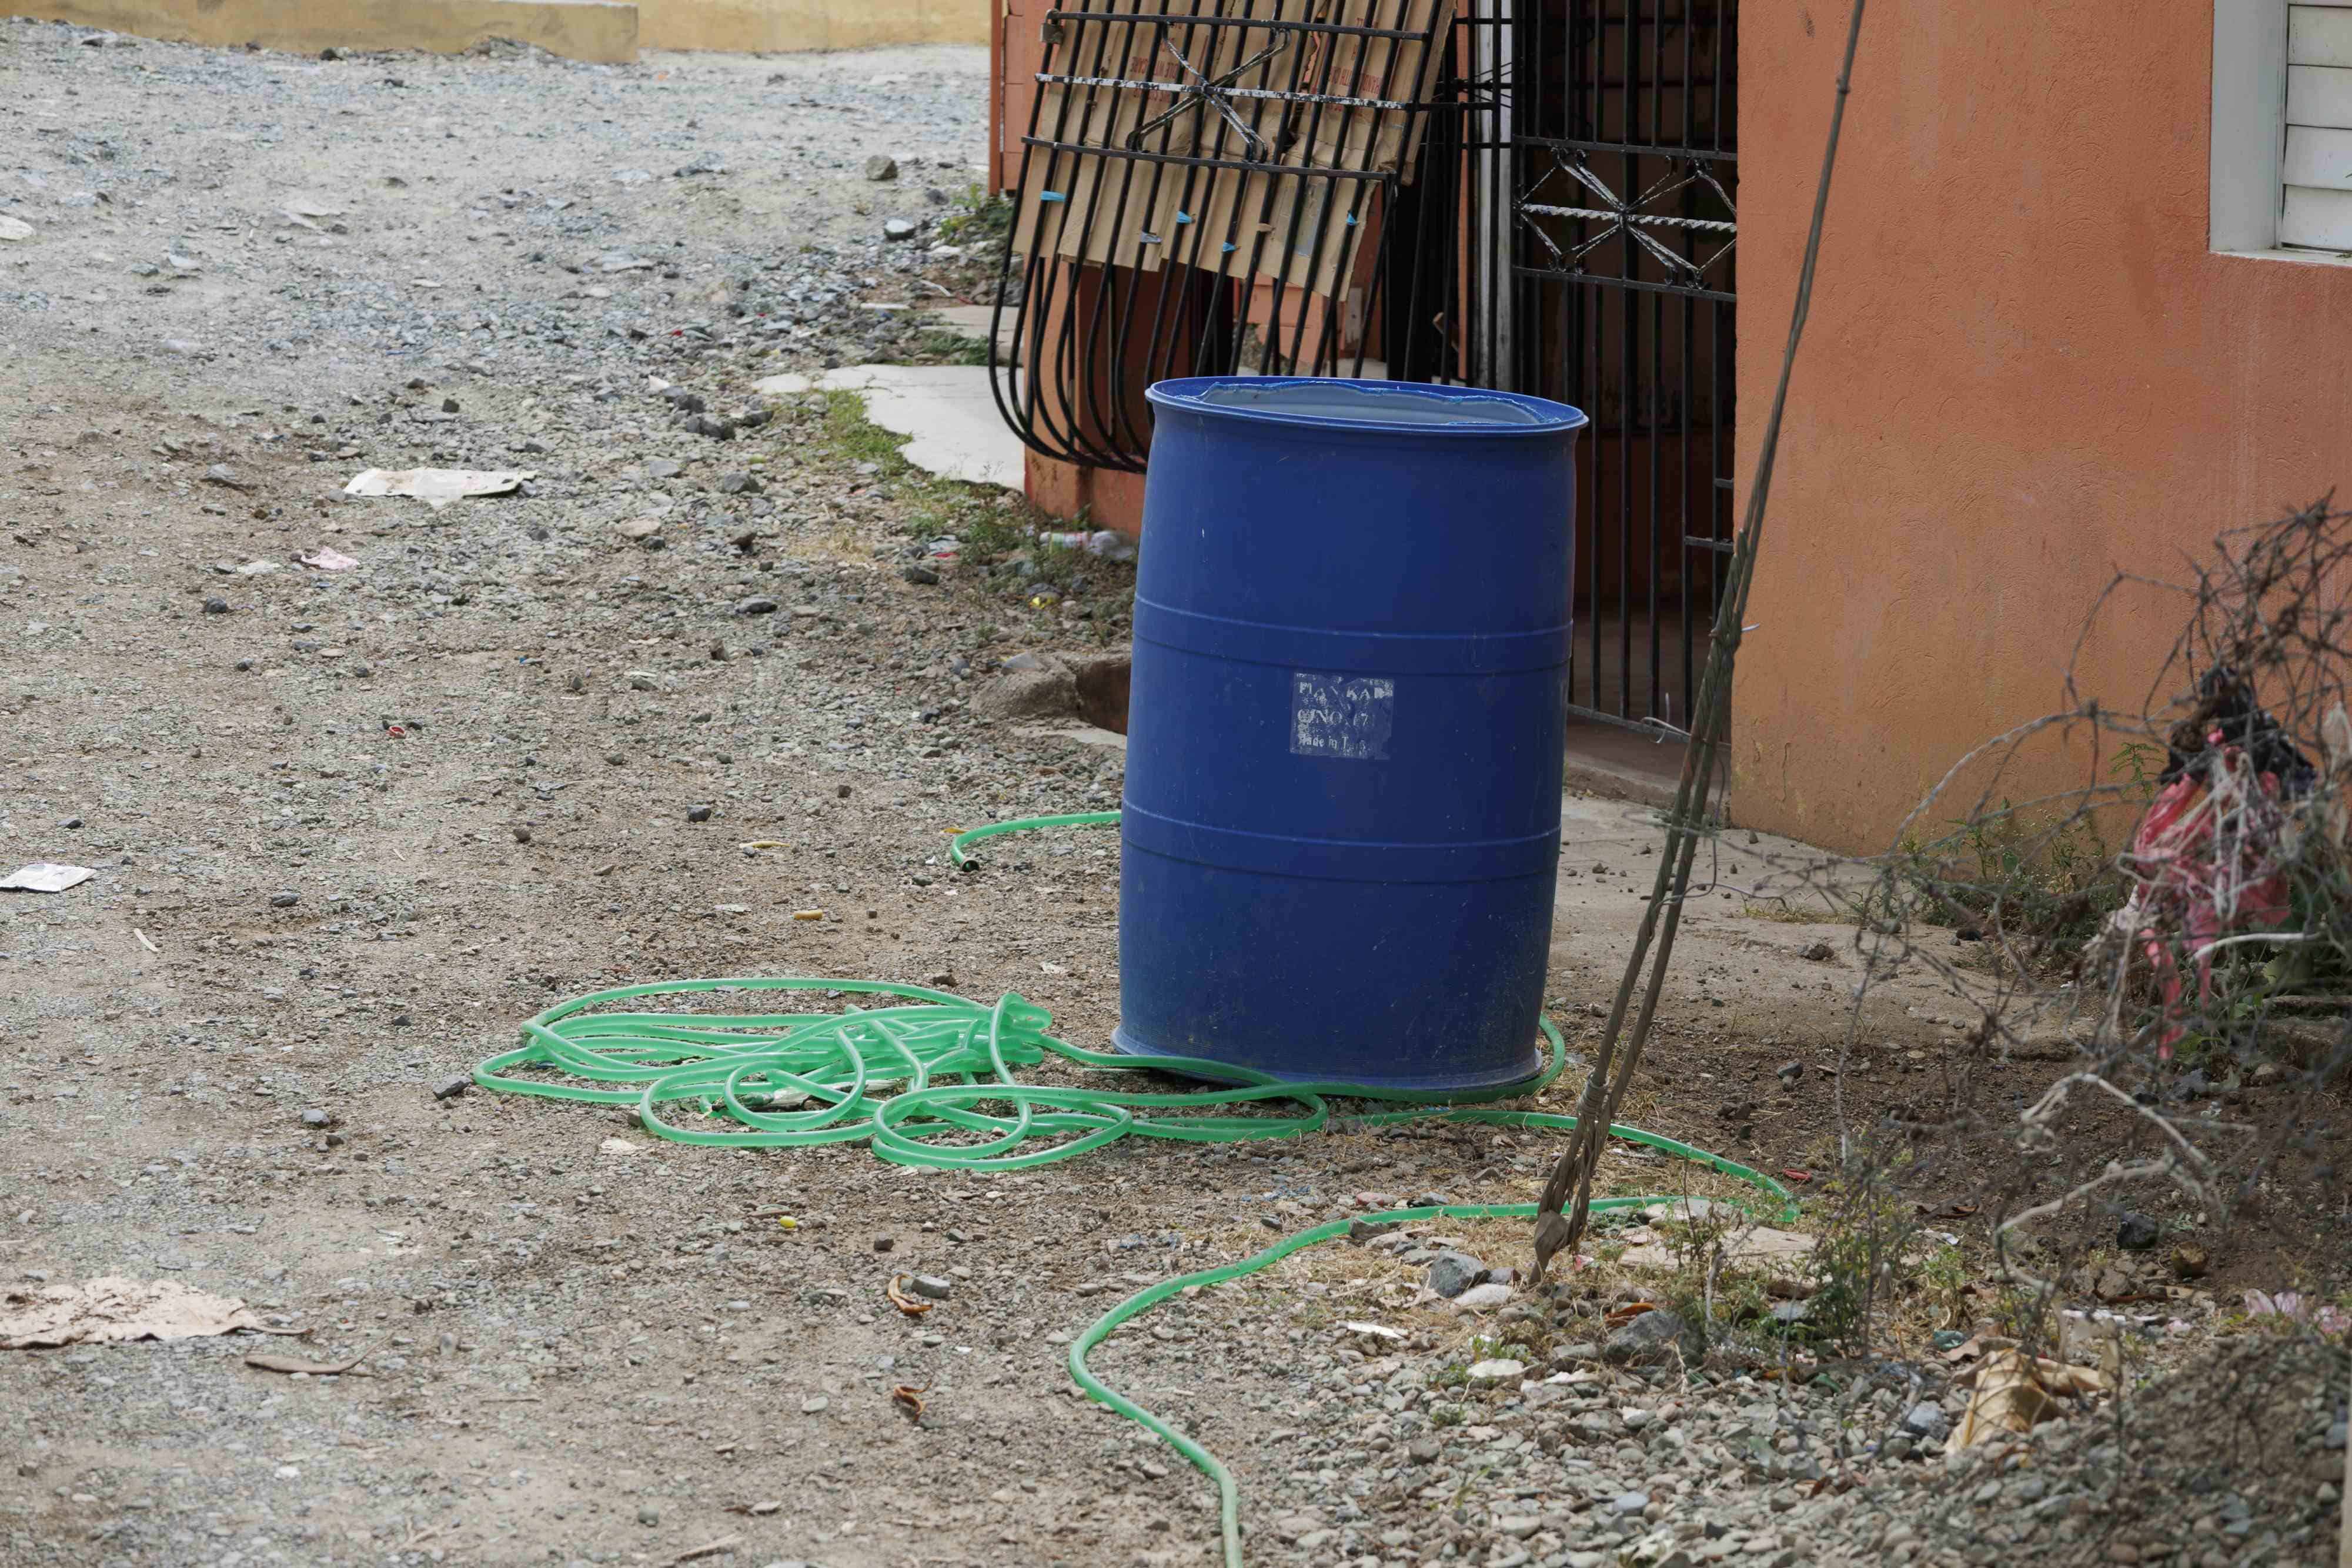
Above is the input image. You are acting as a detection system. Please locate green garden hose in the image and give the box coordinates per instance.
[477,813,1796,1567]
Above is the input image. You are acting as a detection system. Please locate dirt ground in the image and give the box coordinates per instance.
[2,20,2345,1568]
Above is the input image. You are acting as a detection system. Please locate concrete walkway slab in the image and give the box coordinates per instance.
[756,363,1023,490]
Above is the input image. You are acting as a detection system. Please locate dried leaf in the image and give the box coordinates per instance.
[1946,1349,2112,1450]
[244,1338,383,1377]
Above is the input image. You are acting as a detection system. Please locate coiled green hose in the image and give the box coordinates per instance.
[476,814,1795,1567]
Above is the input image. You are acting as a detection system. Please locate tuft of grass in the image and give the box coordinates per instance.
[936,187,1014,248]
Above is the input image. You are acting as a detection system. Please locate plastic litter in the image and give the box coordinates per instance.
[343,467,534,510]
[0,862,93,894]
[1037,529,1137,561]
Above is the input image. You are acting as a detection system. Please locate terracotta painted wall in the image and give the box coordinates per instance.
[1732,0,2352,855]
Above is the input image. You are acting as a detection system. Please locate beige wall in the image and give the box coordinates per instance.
[1732,0,2352,855]
[9,0,638,61]
[635,0,985,52]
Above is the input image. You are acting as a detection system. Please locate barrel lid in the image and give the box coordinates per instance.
[1147,376,1588,436]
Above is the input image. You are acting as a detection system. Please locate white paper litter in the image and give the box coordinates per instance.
[343,468,534,511]
[299,547,360,571]
[1,1277,274,1349]
[0,862,93,894]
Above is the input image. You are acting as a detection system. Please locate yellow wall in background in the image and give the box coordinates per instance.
[9,0,639,62]
[633,0,985,51]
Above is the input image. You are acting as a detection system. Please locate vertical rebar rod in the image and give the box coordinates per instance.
[1532,0,1868,1278]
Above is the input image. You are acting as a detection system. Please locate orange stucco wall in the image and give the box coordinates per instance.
[1731,0,2352,855]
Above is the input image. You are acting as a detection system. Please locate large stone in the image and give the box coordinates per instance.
[1425,1251,1486,1298]
[971,655,1078,721]
[1602,1307,1699,1365]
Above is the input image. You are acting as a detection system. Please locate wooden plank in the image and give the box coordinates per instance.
[2281,183,2352,249]
[2290,63,2352,127]
[2286,124,2352,188]
[2290,5,2352,67]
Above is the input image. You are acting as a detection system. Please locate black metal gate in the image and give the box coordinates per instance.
[1497,0,1736,730]
[988,0,1733,729]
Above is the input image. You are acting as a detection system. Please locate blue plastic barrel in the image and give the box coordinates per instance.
[1115,377,1589,1090]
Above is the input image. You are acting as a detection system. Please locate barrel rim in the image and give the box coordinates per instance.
[1145,376,1590,437]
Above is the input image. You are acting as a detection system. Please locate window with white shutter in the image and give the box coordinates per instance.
[2283,4,2352,248]
[2211,0,2352,258]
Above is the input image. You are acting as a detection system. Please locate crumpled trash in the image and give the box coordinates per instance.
[1945,1348,2113,1450]
[0,862,93,893]
[343,468,534,511]
[2244,1289,2352,1336]
[1037,529,1137,562]
[2109,669,2330,1058]
[1,1277,295,1349]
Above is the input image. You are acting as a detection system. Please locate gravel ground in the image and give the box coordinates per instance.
[1,20,2344,1568]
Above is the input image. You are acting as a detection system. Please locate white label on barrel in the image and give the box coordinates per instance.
[1290,672,1394,761]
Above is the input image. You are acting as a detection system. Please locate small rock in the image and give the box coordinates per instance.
[512,826,532,845]
[1930,1328,1970,1351]
[716,472,762,496]
[1425,1251,1486,1298]
[801,1396,830,1414]
[901,563,939,586]
[1776,1060,1803,1085]
[2171,1242,2210,1279]
[1802,941,1835,961]
[686,805,714,823]
[440,397,459,414]
[1452,1282,1512,1310]
[736,596,780,616]
[298,1108,335,1129]
[636,1505,659,1526]
[1406,1437,1442,1464]
[432,1075,470,1101]
[270,892,299,908]
[864,155,899,181]
[882,218,919,242]
[1602,1308,1696,1365]
[202,596,230,614]
[909,1275,953,1300]
[1466,1358,1524,1385]
[684,414,736,440]
[1902,1402,1951,1440]
[1611,1491,1651,1516]
[58,817,82,831]
[2116,1212,2161,1252]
